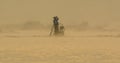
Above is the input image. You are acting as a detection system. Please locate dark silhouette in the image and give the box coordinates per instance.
[53,16,59,35]
[50,16,65,36]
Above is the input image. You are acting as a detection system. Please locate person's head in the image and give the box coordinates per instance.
[53,16,56,19]
[56,16,59,18]
[53,16,59,20]
[54,16,58,18]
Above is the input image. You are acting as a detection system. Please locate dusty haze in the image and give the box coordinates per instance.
[0,0,119,28]
[0,0,120,63]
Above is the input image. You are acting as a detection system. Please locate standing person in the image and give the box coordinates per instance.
[53,16,59,35]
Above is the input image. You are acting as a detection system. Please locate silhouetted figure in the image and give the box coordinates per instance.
[53,16,59,35]
[50,16,65,36]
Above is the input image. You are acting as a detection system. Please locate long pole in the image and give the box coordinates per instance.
[49,25,54,36]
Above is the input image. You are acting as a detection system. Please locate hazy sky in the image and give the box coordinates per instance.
[0,0,119,26]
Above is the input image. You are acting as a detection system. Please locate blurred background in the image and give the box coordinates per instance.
[0,0,119,31]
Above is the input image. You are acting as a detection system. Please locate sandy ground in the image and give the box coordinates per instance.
[0,30,120,63]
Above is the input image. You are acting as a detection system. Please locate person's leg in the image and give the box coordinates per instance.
[54,25,59,35]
